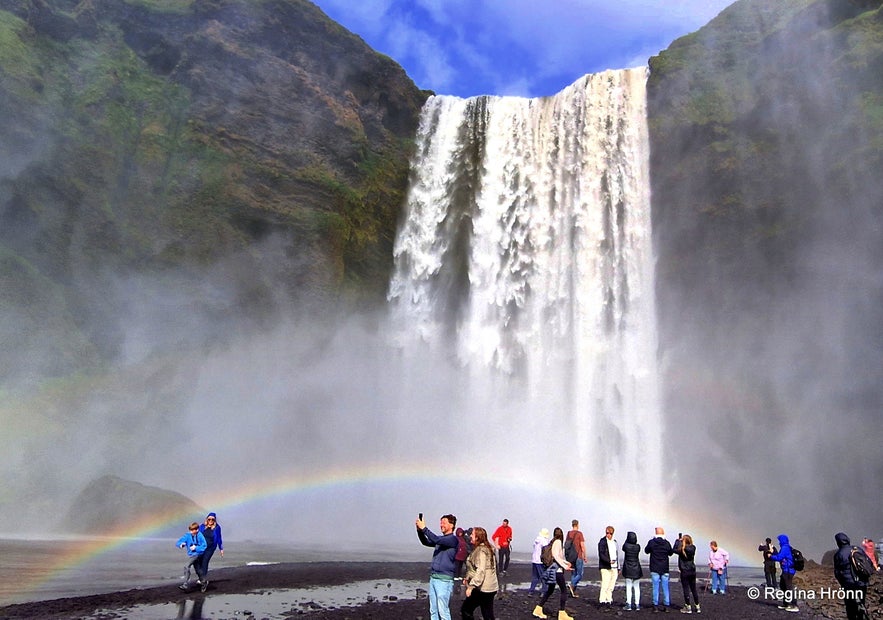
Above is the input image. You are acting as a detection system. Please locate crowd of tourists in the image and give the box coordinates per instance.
[416,514,879,620]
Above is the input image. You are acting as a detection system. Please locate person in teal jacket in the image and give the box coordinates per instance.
[176,521,207,591]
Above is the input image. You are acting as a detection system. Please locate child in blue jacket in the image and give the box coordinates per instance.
[176,521,207,591]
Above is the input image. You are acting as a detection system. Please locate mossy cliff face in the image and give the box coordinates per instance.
[0,0,428,384]
[647,0,883,518]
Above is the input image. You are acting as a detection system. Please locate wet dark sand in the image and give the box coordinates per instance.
[0,562,835,619]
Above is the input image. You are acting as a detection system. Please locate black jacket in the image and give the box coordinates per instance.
[833,532,868,587]
[622,531,643,579]
[673,538,696,577]
[645,535,673,574]
[598,536,618,569]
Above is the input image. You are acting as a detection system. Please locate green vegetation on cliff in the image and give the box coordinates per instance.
[0,0,428,386]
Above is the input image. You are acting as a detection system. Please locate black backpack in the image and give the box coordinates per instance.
[541,540,555,567]
[849,546,875,582]
[564,534,578,564]
[791,547,805,571]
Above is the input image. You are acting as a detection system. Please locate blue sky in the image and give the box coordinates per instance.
[311,0,737,98]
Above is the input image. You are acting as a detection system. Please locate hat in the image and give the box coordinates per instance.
[539,528,550,538]
[207,512,217,519]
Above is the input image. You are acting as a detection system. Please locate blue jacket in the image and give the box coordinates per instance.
[770,534,795,575]
[199,522,223,551]
[176,531,207,557]
[418,526,459,577]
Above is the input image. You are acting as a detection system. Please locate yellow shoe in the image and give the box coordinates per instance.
[558,610,575,620]
[532,605,548,619]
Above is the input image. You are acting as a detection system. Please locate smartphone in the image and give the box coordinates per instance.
[419,513,423,520]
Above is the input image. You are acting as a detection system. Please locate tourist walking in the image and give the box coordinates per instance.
[621,531,643,611]
[492,519,513,575]
[598,525,619,607]
[417,514,460,620]
[674,533,700,614]
[645,527,674,611]
[529,528,551,595]
[176,521,207,591]
[197,512,223,588]
[707,540,729,594]
[460,526,498,620]
[534,527,573,620]
[565,520,585,597]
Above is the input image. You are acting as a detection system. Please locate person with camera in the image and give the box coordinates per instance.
[758,537,778,588]
[417,513,460,620]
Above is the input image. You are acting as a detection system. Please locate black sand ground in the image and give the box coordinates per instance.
[0,562,840,619]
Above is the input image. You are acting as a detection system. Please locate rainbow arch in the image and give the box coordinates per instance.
[15,462,763,601]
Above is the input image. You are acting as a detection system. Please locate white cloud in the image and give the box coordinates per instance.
[312,0,738,97]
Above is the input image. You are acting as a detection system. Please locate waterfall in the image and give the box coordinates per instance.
[388,68,662,502]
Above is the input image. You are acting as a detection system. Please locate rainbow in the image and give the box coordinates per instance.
[14,462,763,602]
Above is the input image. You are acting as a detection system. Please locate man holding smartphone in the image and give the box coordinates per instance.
[416,513,459,620]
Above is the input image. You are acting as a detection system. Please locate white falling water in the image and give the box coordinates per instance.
[388,68,662,502]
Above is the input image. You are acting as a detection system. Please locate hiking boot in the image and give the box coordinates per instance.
[532,605,548,619]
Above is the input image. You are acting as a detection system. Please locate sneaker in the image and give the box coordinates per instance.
[786,606,799,613]
[200,580,209,592]
[623,604,633,610]
[179,583,189,590]
[680,607,692,614]
[694,605,701,614]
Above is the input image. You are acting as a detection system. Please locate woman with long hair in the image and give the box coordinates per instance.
[461,526,498,619]
[675,534,700,614]
[533,527,573,620]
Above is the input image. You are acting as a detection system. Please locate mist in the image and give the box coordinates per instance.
[2,0,882,571]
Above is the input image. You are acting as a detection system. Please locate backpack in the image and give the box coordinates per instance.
[849,546,875,582]
[791,547,805,571]
[541,540,555,568]
[564,534,578,564]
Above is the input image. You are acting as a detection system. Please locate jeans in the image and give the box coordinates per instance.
[571,558,585,587]
[429,575,454,620]
[624,578,641,606]
[198,545,217,577]
[650,572,670,605]
[183,555,205,583]
[529,563,545,593]
[498,547,510,573]
[711,568,726,593]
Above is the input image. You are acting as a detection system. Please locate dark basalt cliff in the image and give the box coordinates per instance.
[648,0,883,521]
[65,474,204,534]
[0,0,429,384]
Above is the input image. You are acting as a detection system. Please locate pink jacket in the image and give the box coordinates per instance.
[708,547,730,571]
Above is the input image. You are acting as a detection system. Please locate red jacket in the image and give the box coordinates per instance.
[493,525,513,549]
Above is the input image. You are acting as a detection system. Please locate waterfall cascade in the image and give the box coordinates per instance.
[389,68,662,500]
